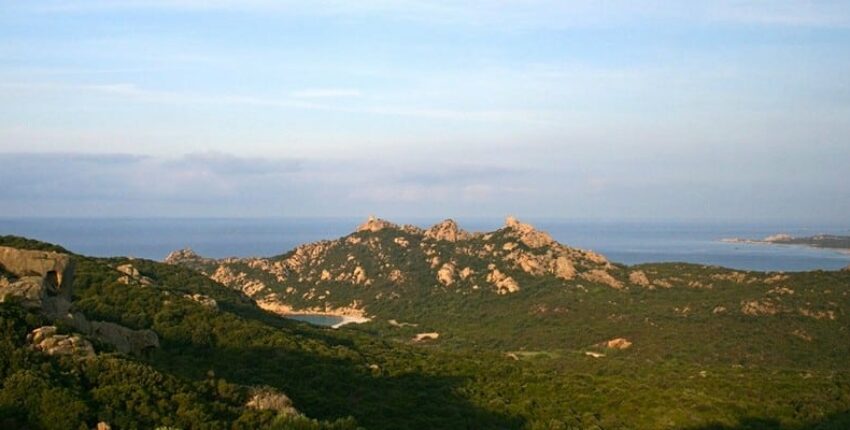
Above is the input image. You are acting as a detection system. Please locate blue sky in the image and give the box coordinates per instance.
[1,1,849,221]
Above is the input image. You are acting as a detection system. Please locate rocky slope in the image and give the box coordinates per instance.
[166,216,623,318]
[0,245,159,356]
[165,217,849,358]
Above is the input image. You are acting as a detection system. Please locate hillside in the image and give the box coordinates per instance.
[0,236,516,429]
[167,217,850,364]
[1,226,849,429]
[165,216,618,322]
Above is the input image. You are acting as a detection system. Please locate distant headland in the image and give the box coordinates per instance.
[722,233,850,253]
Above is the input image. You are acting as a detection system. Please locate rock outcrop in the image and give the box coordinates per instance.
[164,247,211,265]
[741,299,781,316]
[27,326,95,359]
[798,308,837,321]
[246,386,300,416]
[413,332,440,342]
[1,246,160,357]
[0,246,75,305]
[116,263,154,286]
[551,256,577,280]
[356,215,398,233]
[581,270,624,289]
[88,321,160,355]
[629,270,651,287]
[50,309,160,356]
[424,219,470,242]
[504,216,555,248]
[599,337,632,350]
[184,293,218,309]
[437,263,456,286]
[0,276,48,308]
[353,266,368,284]
[486,269,520,294]
[116,263,141,278]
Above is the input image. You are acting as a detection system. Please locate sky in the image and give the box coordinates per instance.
[1,1,849,221]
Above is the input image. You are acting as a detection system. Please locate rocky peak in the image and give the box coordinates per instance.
[164,248,203,264]
[504,215,522,229]
[424,219,470,242]
[164,214,626,321]
[502,216,554,248]
[401,224,425,235]
[356,215,399,233]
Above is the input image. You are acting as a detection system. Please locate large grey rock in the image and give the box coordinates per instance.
[41,310,160,356]
[0,247,75,306]
[89,321,159,355]
[51,310,159,356]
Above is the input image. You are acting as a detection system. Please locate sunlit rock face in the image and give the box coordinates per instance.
[0,246,76,305]
[503,216,554,248]
[356,215,399,233]
[424,219,471,242]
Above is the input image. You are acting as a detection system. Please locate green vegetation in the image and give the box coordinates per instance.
[0,303,365,430]
[1,234,850,429]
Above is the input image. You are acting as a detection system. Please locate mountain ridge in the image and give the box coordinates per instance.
[165,216,623,320]
[164,216,847,356]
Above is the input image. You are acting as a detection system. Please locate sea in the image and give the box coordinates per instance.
[284,314,348,327]
[1,217,849,272]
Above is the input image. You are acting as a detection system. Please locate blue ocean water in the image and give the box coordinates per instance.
[1,217,848,272]
[284,314,347,327]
